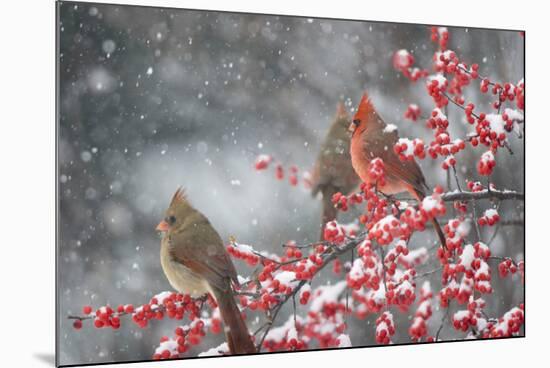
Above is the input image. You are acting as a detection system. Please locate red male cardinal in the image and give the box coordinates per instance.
[311,102,361,240]
[348,93,446,248]
[156,188,256,354]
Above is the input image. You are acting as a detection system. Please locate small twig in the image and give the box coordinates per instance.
[281,240,331,249]
[292,294,297,326]
[451,166,462,192]
[435,307,450,341]
[414,267,443,279]
[472,201,482,242]
[378,245,389,309]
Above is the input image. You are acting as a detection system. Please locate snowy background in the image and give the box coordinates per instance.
[57,1,524,365]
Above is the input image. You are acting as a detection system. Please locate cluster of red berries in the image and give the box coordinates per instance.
[368,215,403,245]
[394,138,425,161]
[303,305,348,348]
[404,104,421,121]
[299,284,312,305]
[426,108,448,130]
[419,187,446,219]
[392,49,428,82]
[497,258,522,278]
[153,319,212,360]
[430,26,449,50]
[453,200,468,213]
[466,180,485,192]
[473,242,491,260]
[487,306,524,338]
[386,272,417,311]
[226,242,260,266]
[477,150,496,176]
[449,64,479,95]
[452,307,480,332]
[73,292,211,334]
[368,158,386,186]
[409,317,427,341]
[332,191,363,212]
[515,80,524,110]
[285,326,308,351]
[393,49,414,70]
[375,312,395,344]
[433,50,459,73]
[254,154,308,188]
[438,279,459,308]
[439,241,493,307]
[285,244,303,259]
[432,50,478,96]
[400,206,430,233]
[478,209,500,226]
[409,282,433,341]
[470,114,509,151]
[323,220,358,243]
[441,155,456,170]
[239,292,272,312]
[81,306,121,330]
[262,320,308,352]
[426,75,449,108]
[254,154,272,170]
[443,218,468,251]
[479,79,521,111]
[427,136,466,160]
[382,240,409,275]
[348,244,382,291]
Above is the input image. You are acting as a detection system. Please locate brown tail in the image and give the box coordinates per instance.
[212,288,256,354]
[320,185,338,241]
[410,187,447,249]
[430,217,447,249]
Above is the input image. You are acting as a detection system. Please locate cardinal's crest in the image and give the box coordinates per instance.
[170,187,187,205]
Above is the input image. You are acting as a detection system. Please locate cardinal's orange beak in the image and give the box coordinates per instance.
[156,220,170,232]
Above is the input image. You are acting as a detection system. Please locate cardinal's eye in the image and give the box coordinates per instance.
[353,119,361,126]
[166,215,176,225]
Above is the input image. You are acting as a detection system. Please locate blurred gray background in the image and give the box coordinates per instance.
[57,1,524,365]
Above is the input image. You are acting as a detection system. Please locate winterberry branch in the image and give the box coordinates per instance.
[440,189,524,202]
[255,232,368,351]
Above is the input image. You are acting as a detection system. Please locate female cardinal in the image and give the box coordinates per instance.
[156,188,256,354]
[311,102,361,240]
[348,93,446,248]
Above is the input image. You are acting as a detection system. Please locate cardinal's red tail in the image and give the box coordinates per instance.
[212,288,256,354]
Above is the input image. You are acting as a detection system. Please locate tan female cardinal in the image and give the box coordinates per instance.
[156,188,256,354]
[311,102,361,240]
[349,93,446,248]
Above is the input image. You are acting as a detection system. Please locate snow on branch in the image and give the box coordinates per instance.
[440,189,524,202]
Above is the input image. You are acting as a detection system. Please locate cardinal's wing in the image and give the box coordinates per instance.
[364,125,428,196]
[169,215,238,292]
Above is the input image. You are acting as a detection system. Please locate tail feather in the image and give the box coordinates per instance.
[431,217,447,249]
[212,288,256,354]
[320,186,338,241]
